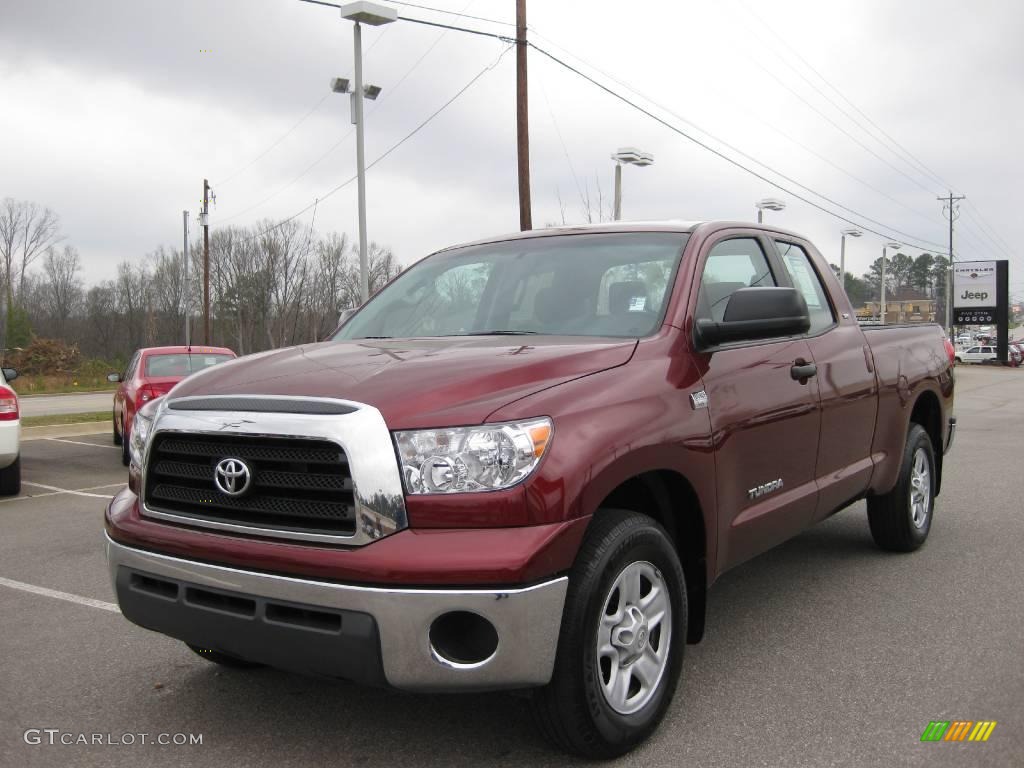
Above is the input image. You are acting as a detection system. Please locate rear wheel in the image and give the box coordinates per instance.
[186,643,264,669]
[530,509,686,759]
[953,357,962,365]
[868,423,935,552]
[0,456,21,496]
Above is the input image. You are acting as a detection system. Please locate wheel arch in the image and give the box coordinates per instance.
[592,469,709,644]
[909,389,943,495]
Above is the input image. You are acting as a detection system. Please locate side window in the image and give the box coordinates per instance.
[967,347,979,353]
[507,270,555,329]
[775,241,836,334]
[696,238,775,323]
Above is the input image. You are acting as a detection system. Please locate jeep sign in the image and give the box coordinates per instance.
[953,261,997,308]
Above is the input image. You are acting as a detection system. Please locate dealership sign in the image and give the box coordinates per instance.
[953,261,996,308]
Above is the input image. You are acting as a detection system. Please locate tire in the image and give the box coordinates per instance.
[953,357,961,365]
[867,423,935,552]
[120,419,130,466]
[0,456,20,496]
[186,643,264,669]
[530,509,687,759]
[112,411,122,446]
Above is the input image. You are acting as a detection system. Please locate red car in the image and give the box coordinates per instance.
[110,346,236,465]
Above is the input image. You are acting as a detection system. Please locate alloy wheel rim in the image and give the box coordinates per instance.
[596,560,672,715]
[909,447,931,528]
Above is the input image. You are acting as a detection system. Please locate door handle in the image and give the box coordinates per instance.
[791,360,817,382]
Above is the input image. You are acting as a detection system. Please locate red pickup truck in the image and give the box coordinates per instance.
[105,221,955,758]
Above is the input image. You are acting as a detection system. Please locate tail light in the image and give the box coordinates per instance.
[943,338,956,366]
[0,386,18,421]
[139,384,160,403]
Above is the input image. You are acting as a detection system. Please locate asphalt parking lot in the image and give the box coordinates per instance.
[1,367,1022,768]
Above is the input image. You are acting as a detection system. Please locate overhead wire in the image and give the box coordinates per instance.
[221,44,513,245]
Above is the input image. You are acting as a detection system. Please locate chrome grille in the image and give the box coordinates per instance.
[144,433,355,536]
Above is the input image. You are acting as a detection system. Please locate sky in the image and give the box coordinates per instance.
[1,0,1021,298]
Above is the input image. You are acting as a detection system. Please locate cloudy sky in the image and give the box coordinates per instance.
[1,0,1021,296]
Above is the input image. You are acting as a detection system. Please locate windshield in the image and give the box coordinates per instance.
[144,353,233,377]
[334,232,689,340]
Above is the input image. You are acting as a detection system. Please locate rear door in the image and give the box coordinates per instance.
[692,233,822,572]
[772,238,878,520]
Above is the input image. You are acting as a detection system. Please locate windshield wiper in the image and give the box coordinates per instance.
[356,335,393,339]
[463,330,540,336]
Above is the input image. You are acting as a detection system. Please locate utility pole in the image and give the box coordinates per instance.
[516,0,532,230]
[939,192,965,337]
[183,211,190,348]
[202,178,211,345]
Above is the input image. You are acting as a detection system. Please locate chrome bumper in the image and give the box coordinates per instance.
[105,535,567,692]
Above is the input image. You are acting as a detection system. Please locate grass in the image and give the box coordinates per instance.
[21,411,112,428]
[11,375,119,396]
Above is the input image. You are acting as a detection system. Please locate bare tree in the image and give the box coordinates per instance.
[40,245,84,338]
[0,198,62,311]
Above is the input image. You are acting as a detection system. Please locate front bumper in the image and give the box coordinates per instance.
[105,535,568,692]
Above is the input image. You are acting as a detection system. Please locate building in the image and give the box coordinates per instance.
[862,290,936,324]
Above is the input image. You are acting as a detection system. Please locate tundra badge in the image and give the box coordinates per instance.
[748,479,783,500]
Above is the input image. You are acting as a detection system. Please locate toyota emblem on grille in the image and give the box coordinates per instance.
[213,457,252,497]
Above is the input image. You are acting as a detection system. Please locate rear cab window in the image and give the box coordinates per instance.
[145,353,233,377]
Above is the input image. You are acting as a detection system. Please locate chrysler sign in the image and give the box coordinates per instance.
[953,261,997,308]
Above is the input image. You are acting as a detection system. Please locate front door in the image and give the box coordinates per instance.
[691,233,822,573]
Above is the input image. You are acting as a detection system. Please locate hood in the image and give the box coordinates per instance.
[168,336,637,428]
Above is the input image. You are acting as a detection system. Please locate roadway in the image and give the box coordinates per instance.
[0,366,1021,767]
[18,391,113,418]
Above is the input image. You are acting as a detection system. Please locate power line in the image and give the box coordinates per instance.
[728,0,951,193]
[214,94,331,187]
[221,45,512,245]
[529,42,948,254]
[388,0,514,26]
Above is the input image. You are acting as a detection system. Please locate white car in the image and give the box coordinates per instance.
[0,366,20,494]
[954,345,997,365]
[955,334,972,346]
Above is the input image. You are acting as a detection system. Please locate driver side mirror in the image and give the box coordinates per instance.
[107,373,121,383]
[695,287,810,349]
[1,367,17,382]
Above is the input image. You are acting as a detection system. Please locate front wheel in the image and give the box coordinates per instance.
[867,423,935,552]
[120,418,130,466]
[530,509,686,759]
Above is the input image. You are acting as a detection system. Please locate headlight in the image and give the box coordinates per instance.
[129,401,159,468]
[394,418,552,494]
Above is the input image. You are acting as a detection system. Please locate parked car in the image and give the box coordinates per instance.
[954,345,997,365]
[0,366,20,495]
[110,346,236,465]
[955,333,972,346]
[104,222,955,758]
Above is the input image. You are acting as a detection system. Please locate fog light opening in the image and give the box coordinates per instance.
[428,611,499,668]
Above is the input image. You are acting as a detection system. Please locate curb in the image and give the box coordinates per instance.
[22,422,113,441]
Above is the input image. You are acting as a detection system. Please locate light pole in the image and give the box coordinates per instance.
[611,148,653,220]
[839,228,862,290]
[755,197,785,223]
[880,241,901,325]
[336,2,396,304]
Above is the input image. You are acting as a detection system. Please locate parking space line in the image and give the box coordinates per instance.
[23,481,117,499]
[43,437,119,450]
[0,575,119,613]
[76,483,126,492]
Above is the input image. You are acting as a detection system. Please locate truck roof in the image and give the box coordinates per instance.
[444,220,814,252]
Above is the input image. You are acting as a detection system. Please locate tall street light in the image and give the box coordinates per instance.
[755,197,785,223]
[612,148,653,220]
[839,228,862,289]
[336,1,397,304]
[880,241,901,325]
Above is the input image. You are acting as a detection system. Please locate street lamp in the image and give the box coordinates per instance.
[839,228,862,288]
[611,147,653,220]
[755,197,786,223]
[880,241,901,325]
[336,1,397,304]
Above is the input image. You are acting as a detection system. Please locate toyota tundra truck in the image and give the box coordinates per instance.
[105,221,955,758]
